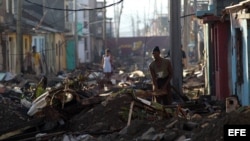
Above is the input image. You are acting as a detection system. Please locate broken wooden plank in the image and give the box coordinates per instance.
[19,131,65,141]
[166,119,178,128]
[0,118,44,140]
[127,101,135,126]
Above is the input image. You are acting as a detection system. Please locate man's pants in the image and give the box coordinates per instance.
[154,77,172,105]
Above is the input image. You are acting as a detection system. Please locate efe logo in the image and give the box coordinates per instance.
[228,129,246,136]
[224,125,250,141]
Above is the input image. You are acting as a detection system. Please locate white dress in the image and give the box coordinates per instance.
[103,55,112,73]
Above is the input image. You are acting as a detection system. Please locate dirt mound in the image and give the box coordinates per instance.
[68,93,133,133]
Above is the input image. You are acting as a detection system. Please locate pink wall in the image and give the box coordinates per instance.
[213,21,230,100]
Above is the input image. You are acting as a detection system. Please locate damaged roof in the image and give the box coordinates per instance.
[223,0,250,14]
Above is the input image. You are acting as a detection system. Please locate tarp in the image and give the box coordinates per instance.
[66,40,76,71]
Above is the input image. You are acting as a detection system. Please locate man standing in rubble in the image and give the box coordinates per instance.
[32,46,43,76]
[149,46,173,105]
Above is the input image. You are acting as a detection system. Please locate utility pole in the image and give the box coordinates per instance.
[113,0,123,46]
[17,0,23,73]
[183,0,188,50]
[183,0,190,67]
[103,0,106,50]
[170,0,182,94]
[194,0,198,62]
[136,12,140,36]
[75,0,79,68]
[131,16,135,37]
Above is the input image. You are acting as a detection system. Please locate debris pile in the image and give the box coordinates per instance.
[0,65,249,141]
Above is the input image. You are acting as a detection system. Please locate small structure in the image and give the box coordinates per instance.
[223,0,250,106]
[196,0,233,101]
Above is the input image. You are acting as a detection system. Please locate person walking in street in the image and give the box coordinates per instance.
[149,46,173,105]
[102,48,113,81]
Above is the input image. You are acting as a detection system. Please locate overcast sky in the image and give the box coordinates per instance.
[106,0,169,37]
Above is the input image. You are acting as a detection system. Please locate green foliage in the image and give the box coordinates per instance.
[35,86,46,98]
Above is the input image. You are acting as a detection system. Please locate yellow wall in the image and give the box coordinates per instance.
[7,33,16,73]
[6,32,66,74]
[22,35,31,56]
[55,33,66,72]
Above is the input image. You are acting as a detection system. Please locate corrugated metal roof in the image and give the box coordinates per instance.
[223,0,250,13]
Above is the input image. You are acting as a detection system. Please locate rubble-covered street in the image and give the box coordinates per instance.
[0,64,250,141]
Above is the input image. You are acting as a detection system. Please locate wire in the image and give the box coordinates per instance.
[2,0,174,59]
[180,13,195,18]
[39,0,58,30]
[24,0,124,11]
[20,0,124,31]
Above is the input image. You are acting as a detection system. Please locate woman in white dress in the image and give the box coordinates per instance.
[102,49,113,81]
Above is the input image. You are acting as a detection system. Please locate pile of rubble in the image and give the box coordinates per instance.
[0,65,249,141]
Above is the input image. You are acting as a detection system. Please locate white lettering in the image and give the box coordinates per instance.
[228,129,247,136]
[228,129,234,136]
[240,129,246,136]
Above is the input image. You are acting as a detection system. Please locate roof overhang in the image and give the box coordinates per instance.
[202,15,222,23]
[223,0,250,14]
[196,10,214,19]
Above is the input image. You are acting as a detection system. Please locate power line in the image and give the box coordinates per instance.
[19,0,123,32]
[24,0,123,11]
